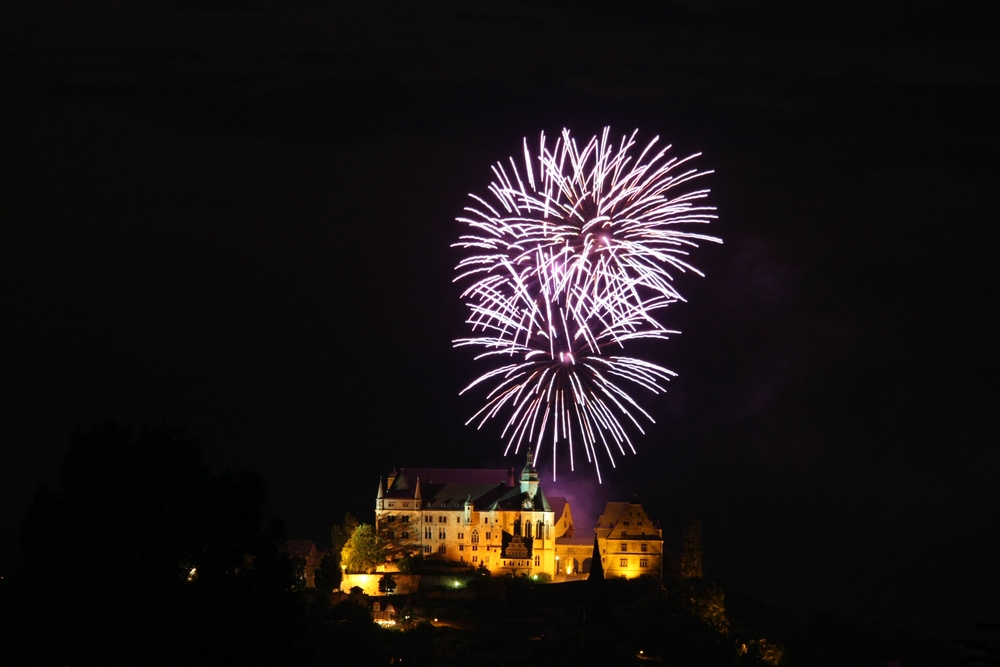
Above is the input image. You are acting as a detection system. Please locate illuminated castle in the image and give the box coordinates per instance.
[374,449,663,580]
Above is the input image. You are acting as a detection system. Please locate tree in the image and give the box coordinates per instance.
[331,513,360,559]
[680,517,704,579]
[378,572,397,594]
[315,552,342,591]
[0,422,301,666]
[341,524,386,573]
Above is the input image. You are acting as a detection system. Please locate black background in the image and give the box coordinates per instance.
[2,0,997,641]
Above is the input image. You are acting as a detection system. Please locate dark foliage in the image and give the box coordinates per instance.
[0,422,301,666]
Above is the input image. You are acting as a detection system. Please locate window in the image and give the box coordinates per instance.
[389,502,395,507]
[425,515,431,522]
[472,555,478,562]
[537,520,544,540]
[460,555,465,562]
[458,533,464,540]
[620,558,628,568]
[534,555,540,566]
[439,529,446,539]
[525,523,532,539]
[439,516,446,523]
[387,531,395,540]
[621,530,625,537]
[624,520,630,526]
[387,515,396,523]
[641,543,648,552]
[486,532,491,540]
[472,545,477,551]
[424,527,431,539]
[471,530,479,544]
[621,543,627,552]
[438,545,446,554]
[423,545,431,553]
[456,517,461,523]
[402,515,410,523]
[401,531,409,539]
[459,544,465,551]
[640,558,649,568]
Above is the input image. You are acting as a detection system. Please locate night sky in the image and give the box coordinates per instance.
[2,0,997,642]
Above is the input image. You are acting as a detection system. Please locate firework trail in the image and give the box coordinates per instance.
[454,128,720,480]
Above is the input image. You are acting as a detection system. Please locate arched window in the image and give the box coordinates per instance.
[471,530,479,544]
[513,518,521,536]
[537,520,544,540]
[525,522,532,539]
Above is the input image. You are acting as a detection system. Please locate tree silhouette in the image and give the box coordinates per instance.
[378,572,397,594]
[0,422,301,666]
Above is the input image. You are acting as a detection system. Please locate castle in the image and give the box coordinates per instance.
[374,448,664,581]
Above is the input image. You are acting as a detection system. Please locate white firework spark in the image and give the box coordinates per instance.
[454,128,721,480]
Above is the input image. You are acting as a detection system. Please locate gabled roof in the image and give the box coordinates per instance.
[549,496,569,522]
[595,500,660,539]
[392,468,513,487]
[283,539,317,558]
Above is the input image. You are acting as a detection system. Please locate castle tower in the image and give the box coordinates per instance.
[519,444,539,503]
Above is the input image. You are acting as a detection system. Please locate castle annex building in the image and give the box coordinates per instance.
[374,450,663,581]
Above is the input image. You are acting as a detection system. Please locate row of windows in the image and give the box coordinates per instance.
[619,543,650,552]
[384,515,410,523]
[618,558,651,568]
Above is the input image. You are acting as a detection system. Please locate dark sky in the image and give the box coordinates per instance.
[2,0,997,642]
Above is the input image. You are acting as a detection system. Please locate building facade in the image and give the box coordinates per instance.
[373,453,664,581]
[374,448,561,577]
[594,498,663,579]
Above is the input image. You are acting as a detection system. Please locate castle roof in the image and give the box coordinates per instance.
[548,496,569,521]
[282,539,318,559]
[385,467,552,512]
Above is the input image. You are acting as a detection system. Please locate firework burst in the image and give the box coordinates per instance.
[454,128,720,480]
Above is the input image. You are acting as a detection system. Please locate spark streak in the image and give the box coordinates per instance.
[454,128,720,480]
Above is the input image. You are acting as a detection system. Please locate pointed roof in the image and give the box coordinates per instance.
[377,476,384,499]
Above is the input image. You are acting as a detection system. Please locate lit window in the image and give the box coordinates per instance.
[620,558,628,567]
